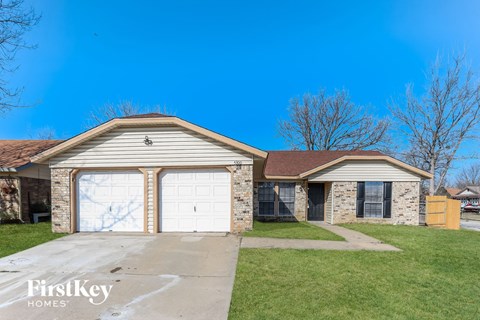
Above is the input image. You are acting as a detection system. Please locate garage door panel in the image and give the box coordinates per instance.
[178,202,194,214]
[128,186,143,196]
[160,169,231,232]
[162,186,176,196]
[213,202,229,213]
[161,218,178,231]
[195,172,210,180]
[196,202,212,214]
[195,185,211,196]
[77,171,144,232]
[178,172,193,181]
[196,218,213,231]
[213,172,229,180]
[178,218,195,231]
[178,186,193,197]
[213,185,229,196]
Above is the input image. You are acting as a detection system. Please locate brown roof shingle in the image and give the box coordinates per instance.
[445,188,461,197]
[0,140,63,169]
[263,150,384,177]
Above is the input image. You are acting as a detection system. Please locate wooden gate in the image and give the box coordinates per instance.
[425,196,460,230]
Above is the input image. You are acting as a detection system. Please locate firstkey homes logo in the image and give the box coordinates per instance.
[27,279,113,307]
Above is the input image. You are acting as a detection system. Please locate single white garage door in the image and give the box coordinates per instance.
[160,169,231,232]
[77,171,144,232]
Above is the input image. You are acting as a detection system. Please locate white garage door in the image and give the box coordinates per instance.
[160,169,231,232]
[77,171,144,232]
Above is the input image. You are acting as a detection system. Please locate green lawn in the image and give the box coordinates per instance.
[243,221,344,241]
[0,222,65,258]
[230,224,480,320]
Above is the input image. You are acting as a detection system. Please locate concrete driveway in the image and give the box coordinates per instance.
[0,233,240,320]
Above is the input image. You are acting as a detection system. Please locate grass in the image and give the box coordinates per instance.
[0,222,66,258]
[229,224,480,320]
[243,221,344,241]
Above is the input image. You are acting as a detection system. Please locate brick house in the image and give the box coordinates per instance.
[31,114,432,233]
[0,140,62,222]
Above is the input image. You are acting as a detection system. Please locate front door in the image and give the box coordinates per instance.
[308,183,324,221]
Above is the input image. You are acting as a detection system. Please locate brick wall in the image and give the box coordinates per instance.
[392,181,420,225]
[229,164,254,233]
[332,181,358,224]
[0,177,20,220]
[331,181,420,225]
[293,181,307,221]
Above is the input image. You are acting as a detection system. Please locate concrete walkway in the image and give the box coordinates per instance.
[241,222,401,251]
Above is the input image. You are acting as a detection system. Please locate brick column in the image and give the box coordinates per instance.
[51,168,72,233]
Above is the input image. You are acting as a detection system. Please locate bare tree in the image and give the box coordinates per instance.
[455,163,480,189]
[0,0,40,113]
[87,100,171,128]
[391,52,480,195]
[34,127,55,140]
[278,89,390,150]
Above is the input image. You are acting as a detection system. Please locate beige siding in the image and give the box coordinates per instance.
[324,182,333,223]
[308,160,421,182]
[49,126,253,168]
[17,164,51,180]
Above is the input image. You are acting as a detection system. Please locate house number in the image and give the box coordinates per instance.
[234,160,242,168]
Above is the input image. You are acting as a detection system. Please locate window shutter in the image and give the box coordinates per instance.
[356,182,365,218]
[383,182,392,218]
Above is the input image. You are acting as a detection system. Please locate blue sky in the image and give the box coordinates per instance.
[1,0,480,162]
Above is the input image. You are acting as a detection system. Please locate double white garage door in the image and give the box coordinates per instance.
[77,169,231,232]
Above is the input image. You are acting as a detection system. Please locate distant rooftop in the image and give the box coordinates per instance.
[121,113,172,119]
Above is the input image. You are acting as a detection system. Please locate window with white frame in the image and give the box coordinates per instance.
[278,182,295,216]
[364,181,384,218]
[258,182,275,215]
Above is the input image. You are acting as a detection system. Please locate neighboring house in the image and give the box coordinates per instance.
[31,113,432,233]
[0,140,62,222]
[452,186,480,207]
[437,187,462,199]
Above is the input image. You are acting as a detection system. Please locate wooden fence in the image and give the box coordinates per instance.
[425,196,460,230]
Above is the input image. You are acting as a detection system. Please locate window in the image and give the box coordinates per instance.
[364,182,383,218]
[357,182,392,219]
[278,183,295,216]
[258,182,275,215]
[257,182,297,216]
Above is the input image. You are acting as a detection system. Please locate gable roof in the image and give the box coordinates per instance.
[31,115,268,163]
[0,140,63,170]
[465,186,480,194]
[263,150,432,179]
[455,186,480,198]
[445,188,462,197]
